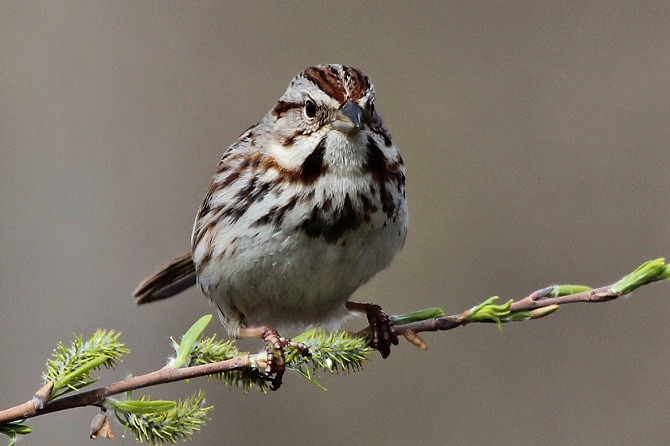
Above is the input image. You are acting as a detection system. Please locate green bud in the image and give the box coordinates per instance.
[110,399,177,415]
[390,307,446,325]
[527,305,559,319]
[550,285,592,297]
[612,258,667,294]
[505,311,531,322]
[467,297,513,330]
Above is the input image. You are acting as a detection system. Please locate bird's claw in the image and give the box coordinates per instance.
[259,327,308,390]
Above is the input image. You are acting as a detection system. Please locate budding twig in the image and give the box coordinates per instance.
[382,257,670,342]
[0,258,667,445]
[0,356,252,425]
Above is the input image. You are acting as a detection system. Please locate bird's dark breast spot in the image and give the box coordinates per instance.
[363,135,404,218]
[299,194,364,244]
[299,137,327,184]
[251,194,299,228]
[364,135,388,184]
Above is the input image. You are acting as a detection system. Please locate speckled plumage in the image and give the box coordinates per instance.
[190,64,406,337]
[135,65,407,373]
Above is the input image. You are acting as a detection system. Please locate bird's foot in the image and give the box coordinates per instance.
[346,301,399,358]
[241,326,308,390]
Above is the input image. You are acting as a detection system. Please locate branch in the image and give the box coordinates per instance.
[0,356,252,422]
[0,258,668,445]
[381,258,670,342]
[0,319,370,444]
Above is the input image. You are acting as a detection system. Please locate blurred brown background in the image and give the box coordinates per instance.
[2,2,670,445]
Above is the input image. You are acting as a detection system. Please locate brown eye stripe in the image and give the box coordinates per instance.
[272,100,303,118]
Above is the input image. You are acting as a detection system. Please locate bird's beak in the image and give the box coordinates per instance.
[331,100,362,134]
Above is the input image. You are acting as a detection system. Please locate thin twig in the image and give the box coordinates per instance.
[1,258,667,433]
[0,280,626,425]
[379,283,622,338]
[0,355,252,424]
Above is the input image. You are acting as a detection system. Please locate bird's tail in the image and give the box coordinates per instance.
[133,253,197,304]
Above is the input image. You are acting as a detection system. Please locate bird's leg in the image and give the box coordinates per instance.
[237,326,308,390]
[346,301,398,358]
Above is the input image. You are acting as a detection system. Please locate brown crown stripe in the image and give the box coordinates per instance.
[303,66,347,103]
[343,65,370,102]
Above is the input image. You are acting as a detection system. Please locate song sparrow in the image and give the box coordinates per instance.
[134,64,408,389]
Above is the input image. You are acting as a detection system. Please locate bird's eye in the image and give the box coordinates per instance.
[305,100,317,118]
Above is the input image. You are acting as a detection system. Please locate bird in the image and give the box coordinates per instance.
[134,64,407,389]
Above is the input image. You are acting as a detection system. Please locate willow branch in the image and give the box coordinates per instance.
[380,257,670,341]
[383,283,618,337]
[0,355,252,425]
[1,258,668,440]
